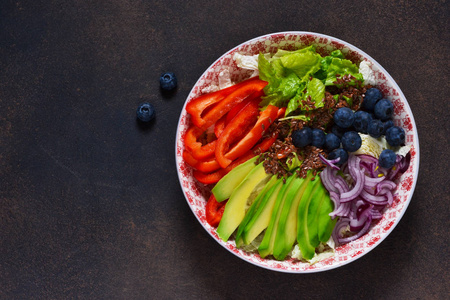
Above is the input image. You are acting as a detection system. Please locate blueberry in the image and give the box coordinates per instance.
[328,148,348,165]
[136,103,155,122]
[334,107,354,128]
[311,128,326,148]
[362,88,383,111]
[331,124,348,139]
[292,127,312,148]
[160,72,177,91]
[353,111,372,133]
[385,126,405,147]
[367,119,384,138]
[341,131,362,152]
[379,149,397,169]
[382,120,394,135]
[374,98,394,121]
[324,133,341,151]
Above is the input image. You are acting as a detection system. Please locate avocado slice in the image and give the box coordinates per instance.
[241,178,284,245]
[272,172,313,260]
[216,162,272,242]
[317,191,337,243]
[212,156,258,202]
[258,175,296,258]
[306,180,328,248]
[235,175,278,247]
[297,177,322,260]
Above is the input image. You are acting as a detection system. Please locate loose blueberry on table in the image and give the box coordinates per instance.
[136,103,155,122]
[160,72,177,91]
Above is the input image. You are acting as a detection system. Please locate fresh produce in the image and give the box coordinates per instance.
[324,133,340,151]
[183,77,279,186]
[374,98,394,121]
[386,126,406,146]
[183,45,411,262]
[341,131,362,152]
[353,110,372,133]
[136,103,155,122]
[362,87,383,111]
[321,153,410,245]
[378,149,397,169]
[160,72,177,91]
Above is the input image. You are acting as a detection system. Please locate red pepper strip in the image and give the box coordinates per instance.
[182,150,199,167]
[205,194,227,227]
[215,96,261,168]
[193,150,255,184]
[252,133,278,154]
[192,134,278,185]
[182,150,221,173]
[200,79,267,130]
[225,97,250,124]
[277,107,287,118]
[223,105,279,165]
[214,115,227,138]
[185,77,261,129]
[184,125,216,160]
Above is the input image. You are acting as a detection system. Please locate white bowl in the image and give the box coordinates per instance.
[175,32,419,273]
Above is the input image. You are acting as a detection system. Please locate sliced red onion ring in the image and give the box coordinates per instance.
[376,180,396,195]
[319,153,340,170]
[360,189,389,206]
[320,151,410,246]
[340,168,365,202]
[364,175,386,187]
[350,204,373,231]
[335,176,350,194]
[333,214,373,244]
[320,167,338,193]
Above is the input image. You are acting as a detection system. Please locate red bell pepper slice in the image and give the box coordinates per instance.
[183,150,221,173]
[214,115,227,138]
[193,150,255,184]
[277,107,287,118]
[184,125,216,160]
[215,96,261,168]
[199,79,267,130]
[253,133,278,154]
[185,77,262,129]
[205,194,227,227]
[225,97,250,124]
[219,105,278,168]
[192,134,278,185]
[183,149,200,167]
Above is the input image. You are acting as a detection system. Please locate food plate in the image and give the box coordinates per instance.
[175,32,419,273]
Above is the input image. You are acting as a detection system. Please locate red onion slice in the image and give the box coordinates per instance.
[319,153,340,170]
[320,151,410,246]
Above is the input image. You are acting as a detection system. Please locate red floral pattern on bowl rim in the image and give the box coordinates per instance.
[175,32,420,273]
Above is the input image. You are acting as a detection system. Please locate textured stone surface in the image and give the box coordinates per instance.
[0,0,448,298]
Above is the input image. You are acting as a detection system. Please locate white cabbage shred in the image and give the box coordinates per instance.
[359,60,376,86]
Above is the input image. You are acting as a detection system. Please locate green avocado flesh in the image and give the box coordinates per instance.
[235,175,278,247]
[272,171,313,260]
[216,162,272,242]
[306,180,328,248]
[258,176,297,258]
[212,156,258,202]
[213,157,336,260]
[317,191,337,243]
[297,178,322,260]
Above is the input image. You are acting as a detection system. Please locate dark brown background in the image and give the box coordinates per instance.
[1,0,449,299]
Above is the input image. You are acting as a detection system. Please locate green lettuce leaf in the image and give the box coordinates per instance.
[324,57,364,86]
[279,51,321,79]
[305,78,325,108]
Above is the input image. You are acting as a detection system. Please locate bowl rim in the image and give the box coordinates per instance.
[175,31,420,273]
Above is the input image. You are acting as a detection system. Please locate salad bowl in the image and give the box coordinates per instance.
[175,32,419,273]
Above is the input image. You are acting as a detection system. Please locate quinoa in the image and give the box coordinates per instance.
[256,77,371,180]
